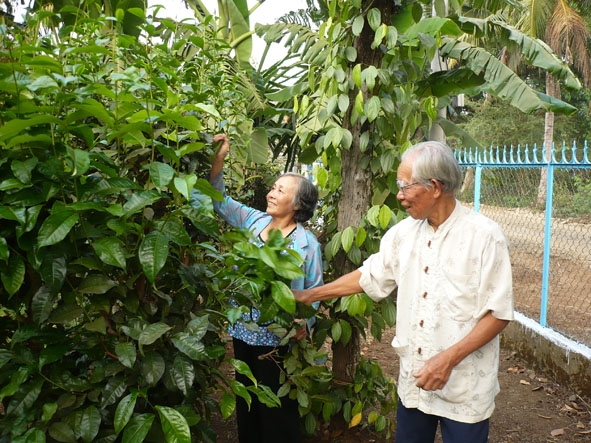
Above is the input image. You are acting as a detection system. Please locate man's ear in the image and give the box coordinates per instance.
[431,179,444,197]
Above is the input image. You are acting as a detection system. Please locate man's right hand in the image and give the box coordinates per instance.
[293,289,315,306]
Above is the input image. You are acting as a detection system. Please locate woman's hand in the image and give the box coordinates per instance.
[213,133,230,159]
[210,134,230,180]
[294,322,308,340]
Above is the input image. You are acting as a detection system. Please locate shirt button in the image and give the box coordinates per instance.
[424,266,429,273]
[417,347,422,354]
[428,240,431,247]
[423,292,427,298]
[419,320,424,327]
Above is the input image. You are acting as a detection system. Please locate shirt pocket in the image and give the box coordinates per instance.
[439,268,479,322]
[392,337,411,379]
[434,356,474,404]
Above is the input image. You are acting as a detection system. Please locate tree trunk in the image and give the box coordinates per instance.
[330,0,396,405]
[536,74,559,207]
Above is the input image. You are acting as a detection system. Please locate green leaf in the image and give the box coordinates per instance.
[253,384,281,408]
[141,352,165,386]
[139,231,169,284]
[115,393,138,435]
[42,402,59,423]
[92,237,127,269]
[367,8,381,31]
[11,157,37,184]
[342,293,367,317]
[356,227,367,248]
[339,319,352,345]
[122,413,154,443]
[37,210,79,248]
[173,174,198,201]
[0,115,59,142]
[352,16,364,36]
[122,190,162,219]
[274,260,304,280]
[147,162,175,190]
[248,128,269,164]
[73,98,115,126]
[101,377,127,408]
[0,350,12,370]
[48,422,76,443]
[331,321,342,342]
[366,205,380,228]
[354,91,364,116]
[1,255,25,297]
[171,355,195,396]
[115,342,137,369]
[341,226,354,253]
[77,274,117,294]
[220,391,236,419]
[185,316,209,340]
[171,333,207,361]
[352,64,362,88]
[270,280,296,314]
[229,359,257,386]
[0,237,7,261]
[230,379,251,407]
[155,406,191,443]
[379,205,392,229]
[39,343,71,370]
[67,148,91,177]
[40,254,66,293]
[439,38,577,114]
[155,218,191,246]
[84,316,106,334]
[32,286,56,324]
[77,405,101,443]
[365,96,381,122]
[138,323,172,346]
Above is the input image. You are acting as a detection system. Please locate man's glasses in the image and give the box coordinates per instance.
[396,180,420,195]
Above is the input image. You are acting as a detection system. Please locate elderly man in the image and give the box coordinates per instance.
[294,141,514,442]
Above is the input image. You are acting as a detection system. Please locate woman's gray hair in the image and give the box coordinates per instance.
[401,141,462,193]
[282,172,318,223]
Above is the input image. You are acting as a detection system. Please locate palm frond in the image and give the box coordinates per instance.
[546,0,591,86]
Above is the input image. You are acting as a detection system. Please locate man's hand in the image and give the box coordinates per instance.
[293,289,315,306]
[412,350,454,391]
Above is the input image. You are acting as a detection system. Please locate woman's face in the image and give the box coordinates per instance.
[266,175,299,220]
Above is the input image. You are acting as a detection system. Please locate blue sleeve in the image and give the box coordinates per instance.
[210,171,267,229]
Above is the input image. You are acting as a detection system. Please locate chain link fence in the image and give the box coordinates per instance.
[456,146,591,347]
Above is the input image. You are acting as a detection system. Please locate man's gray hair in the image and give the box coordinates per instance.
[401,141,462,193]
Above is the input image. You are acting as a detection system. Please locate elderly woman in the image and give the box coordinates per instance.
[209,133,323,443]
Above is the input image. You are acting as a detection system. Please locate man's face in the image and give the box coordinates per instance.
[396,158,436,220]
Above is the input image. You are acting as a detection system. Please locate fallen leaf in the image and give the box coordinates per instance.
[538,414,552,420]
[520,380,530,385]
[550,428,565,436]
[532,386,543,391]
[349,412,362,429]
[576,421,585,429]
[561,404,575,413]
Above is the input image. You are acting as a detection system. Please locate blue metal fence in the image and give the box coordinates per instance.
[455,142,591,346]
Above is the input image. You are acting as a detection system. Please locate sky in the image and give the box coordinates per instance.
[147,0,310,68]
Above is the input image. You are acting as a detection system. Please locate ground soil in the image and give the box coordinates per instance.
[212,327,591,442]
